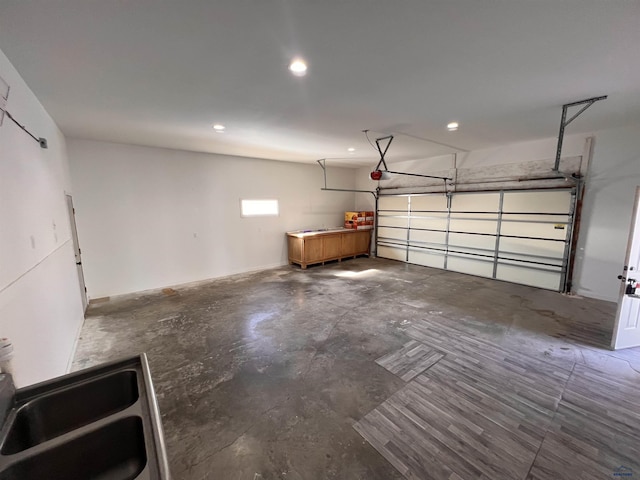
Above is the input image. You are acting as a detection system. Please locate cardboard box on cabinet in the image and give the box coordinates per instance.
[345,211,375,223]
[344,222,373,230]
[345,212,359,222]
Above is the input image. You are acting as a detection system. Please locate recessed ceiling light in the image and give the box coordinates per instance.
[347,147,356,152]
[447,122,459,131]
[289,58,308,76]
[213,124,226,132]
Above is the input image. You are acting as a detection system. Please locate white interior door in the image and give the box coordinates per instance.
[612,187,640,350]
[66,195,88,312]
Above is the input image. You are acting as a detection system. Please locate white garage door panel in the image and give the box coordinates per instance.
[450,218,498,235]
[411,195,447,211]
[449,247,494,260]
[378,226,407,241]
[410,216,448,230]
[500,255,563,270]
[499,237,565,259]
[500,221,568,240]
[501,213,570,224]
[408,248,445,269]
[376,189,573,292]
[377,216,408,228]
[449,232,496,250]
[503,191,571,213]
[409,229,447,245]
[378,244,407,261]
[379,196,409,211]
[496,263,561,290]
[448,255,494,277]
[450,213,499,221]
[451,193,500,212]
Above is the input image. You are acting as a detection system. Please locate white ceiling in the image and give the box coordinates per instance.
[1,1,639,167]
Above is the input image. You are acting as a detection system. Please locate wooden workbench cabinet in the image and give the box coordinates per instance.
[287,229,371,269]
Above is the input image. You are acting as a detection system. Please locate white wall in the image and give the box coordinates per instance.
[355,128,640,302]
[0,49,84,387]
[573,123,640,301]
[67,139,357,298]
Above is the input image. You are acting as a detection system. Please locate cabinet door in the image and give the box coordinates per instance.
[304,237,324,263]
[323,234,342,259]
[354,231,371,254]
[342,233,357,256]
[288,236,303,262]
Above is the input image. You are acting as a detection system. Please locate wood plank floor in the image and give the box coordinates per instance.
[528,363,640,480]
[375,340,445,381]
[355,317,640,480]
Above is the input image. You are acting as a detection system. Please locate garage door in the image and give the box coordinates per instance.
[377,189,575,291]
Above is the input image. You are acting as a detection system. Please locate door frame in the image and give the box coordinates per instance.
[65,194,88,312]
[611,186,640,350]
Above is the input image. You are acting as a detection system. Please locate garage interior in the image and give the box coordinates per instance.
[1,2,640,480]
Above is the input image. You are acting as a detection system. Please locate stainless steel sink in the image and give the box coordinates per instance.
[0,354,170,480]
[1,417,146,480]
[2,370,139,454]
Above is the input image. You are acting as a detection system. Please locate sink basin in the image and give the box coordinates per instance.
[1,416,146,480]
[0,354,170,480]
[2,370,138,454]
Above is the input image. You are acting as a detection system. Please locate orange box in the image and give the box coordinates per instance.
[344,223,372,230]
[346,211,375,223]
[345,211,360,222]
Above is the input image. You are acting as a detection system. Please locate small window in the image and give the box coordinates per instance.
[241,199,279,217]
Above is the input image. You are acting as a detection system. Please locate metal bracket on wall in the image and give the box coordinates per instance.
[316,159,378,198]
[316,159,380,257]
[0,73,8,127]
[0,73,47,148]
[553,95,607,172]
[0,106,48,149]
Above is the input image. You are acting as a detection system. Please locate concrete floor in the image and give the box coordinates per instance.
[72,258,640,480]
